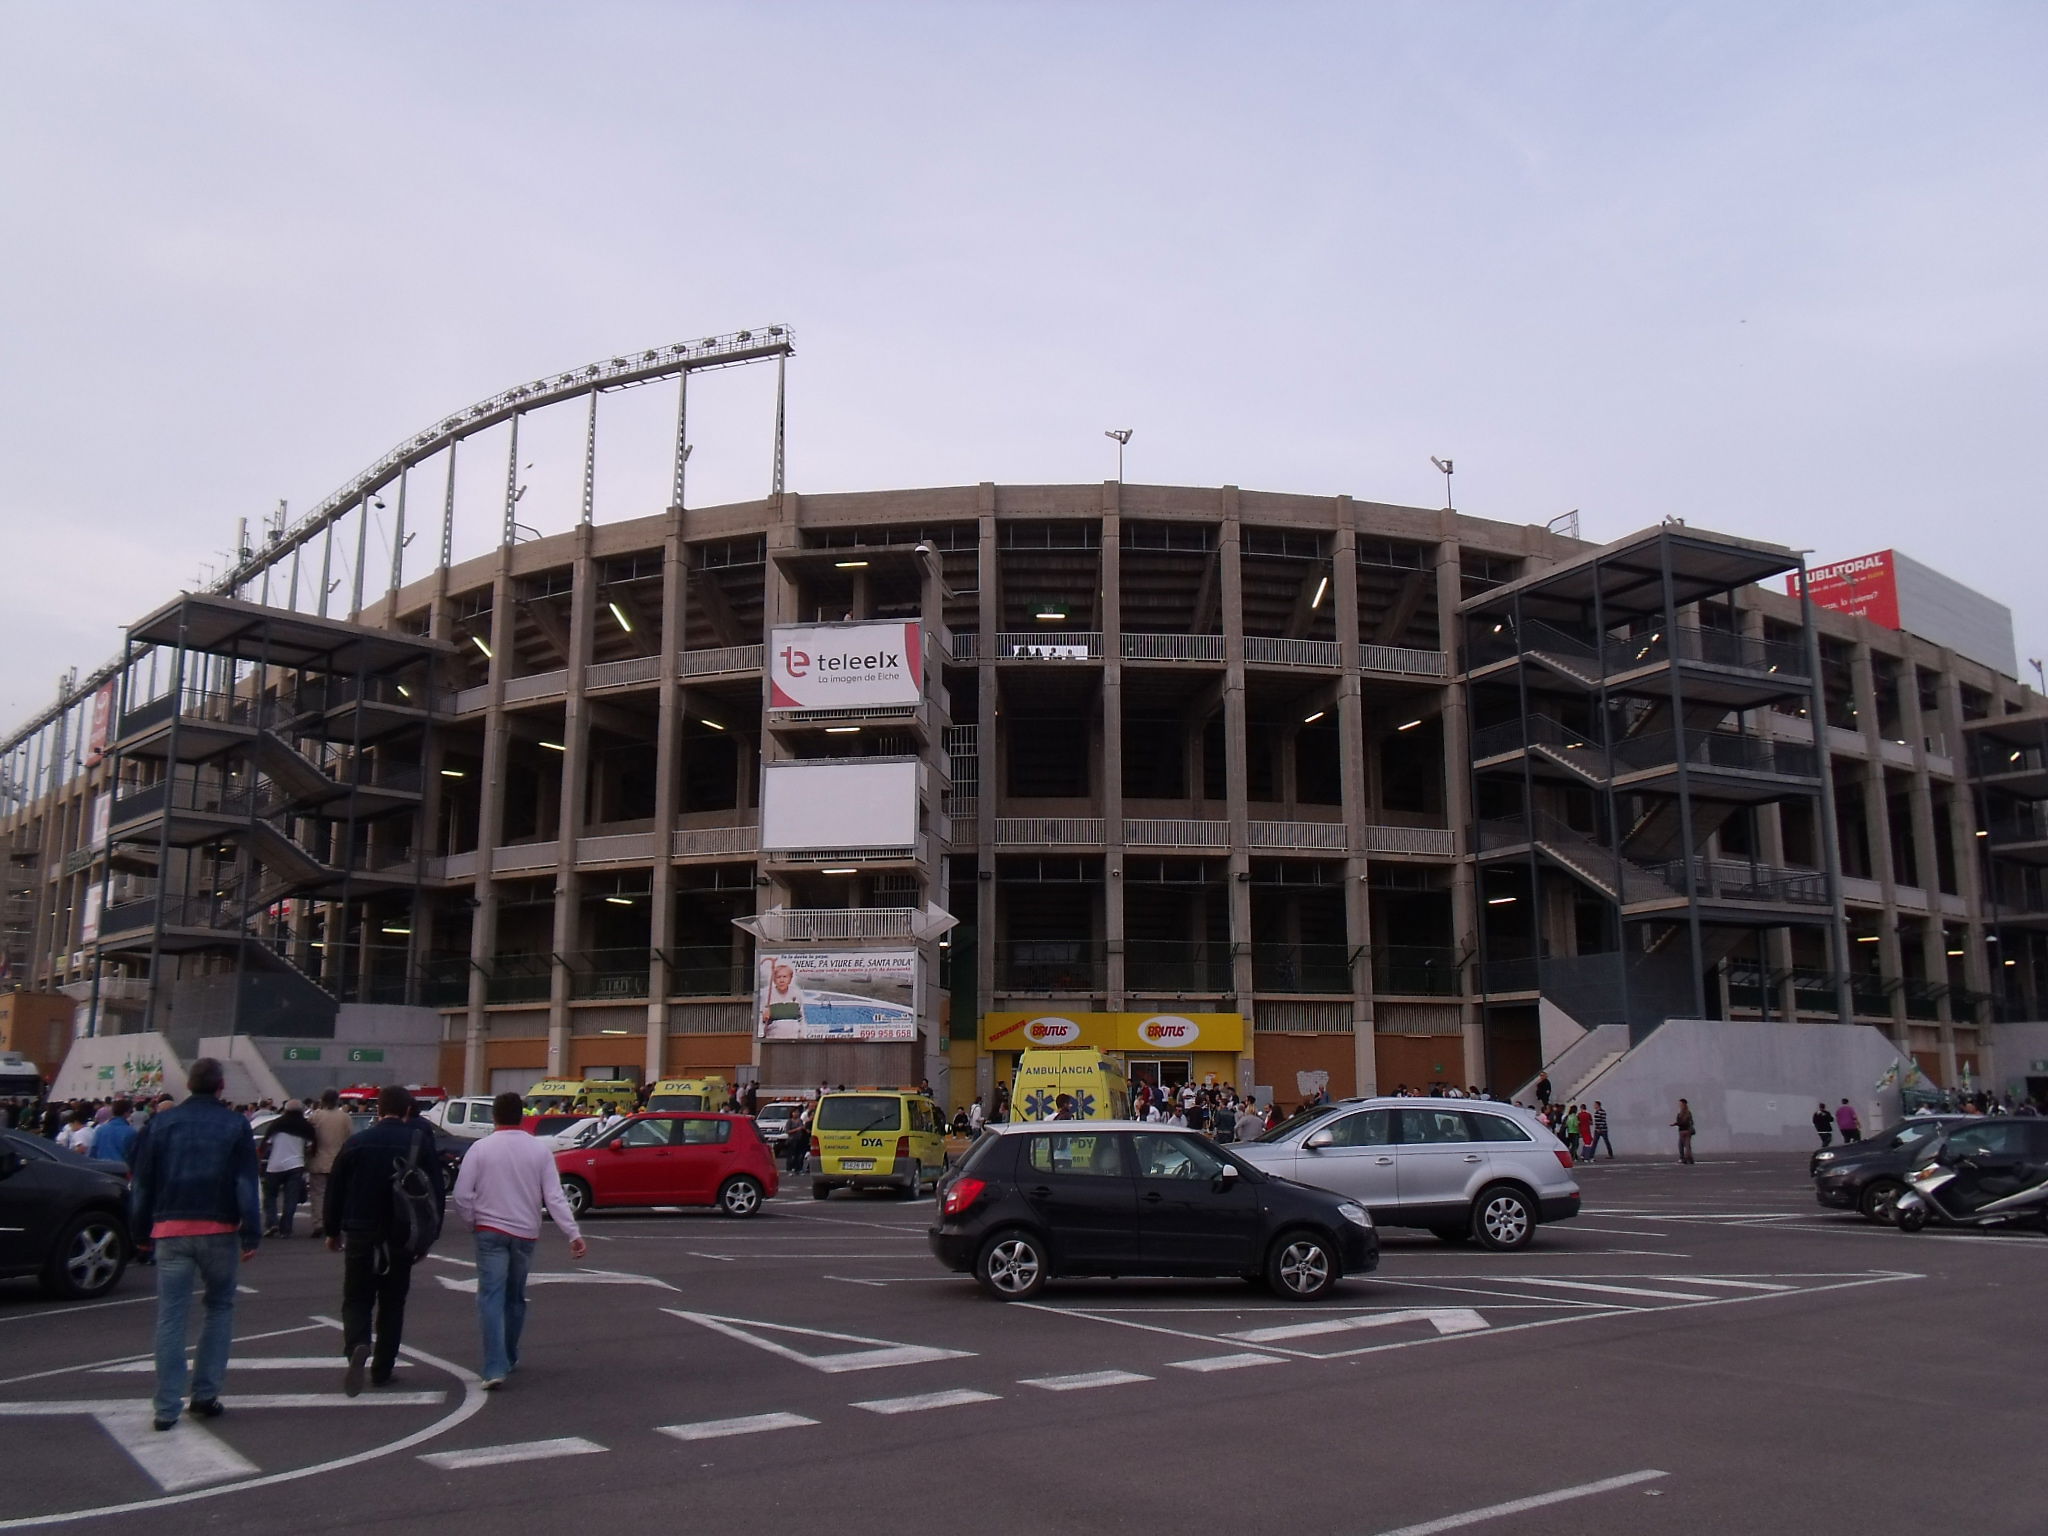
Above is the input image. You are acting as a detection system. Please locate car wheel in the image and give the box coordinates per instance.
[718,1176,764,1218]
[1430,1225,1474,1245]
[1471,1184,1536,1251]
[975,1229,1048,1300]
[1266,1230,1338,1300]
[43,1211,128,1300]
[1859,1179,1905,1225]
[900,1167,921,1199]
[811,1182,833,1200]
[560,1177,592,1220]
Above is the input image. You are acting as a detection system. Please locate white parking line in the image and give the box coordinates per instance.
[1167,1353,1285,1372]
[1020,1370,1153,1391]
[1369,1468,1668,1535]
[1667,1277,1792,1291]
[420,1437,607,1470]
[92,1409,259,1492]
[1509,1278,1714,1302]
[1228,1309,1489,1344]
[95,1359,345,1373]
[656,1412,818,1442]
[853,1389,1000,1414]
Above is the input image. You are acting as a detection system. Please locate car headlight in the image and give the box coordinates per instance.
[1337,1202,1374,1229]
[1814,1151,1835,1162]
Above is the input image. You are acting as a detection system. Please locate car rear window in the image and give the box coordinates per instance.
[1026,1133,1126,1177]
[816,1096,903,1133]
[954,1133,1009,1174]
[676,1117,733,1145]
[1465,1113,1532,1143]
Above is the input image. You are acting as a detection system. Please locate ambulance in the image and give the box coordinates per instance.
[522,1078,640,1116]
[808,1088,948,1199]
[1011,1048,1131,1122]
[645,1076,732,1112]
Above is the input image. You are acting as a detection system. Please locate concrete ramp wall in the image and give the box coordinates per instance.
[1584,1019,1911,1155]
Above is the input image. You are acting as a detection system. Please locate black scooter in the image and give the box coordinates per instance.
[1893,1141,2048,1234]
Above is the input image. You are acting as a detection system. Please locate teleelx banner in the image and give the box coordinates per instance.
[757,949,918,1041]
[769,620,922,710]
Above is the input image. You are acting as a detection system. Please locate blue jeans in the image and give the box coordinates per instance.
[473,1229,536,1382]
[263,1168,306,1236]
[151,1234,242,1422]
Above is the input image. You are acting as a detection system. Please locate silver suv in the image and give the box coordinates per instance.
[1231,1097,1581,1250]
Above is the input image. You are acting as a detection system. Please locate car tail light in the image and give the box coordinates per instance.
[942,1177,985,1218]
[895,1135,910,1161]
[1553,1150,1574,1171]
[810,1134,821,1157]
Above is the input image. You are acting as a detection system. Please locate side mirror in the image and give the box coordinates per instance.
[1304,1131,1334,1151]
[1213,1163,1240,1191]
[606,1139,627,1153]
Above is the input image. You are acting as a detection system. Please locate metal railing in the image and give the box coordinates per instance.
[1122,633,1224,662]
[1612,730,1818,780]
[1358,644,1450,677]
[484,953,553,1004]
[993,940,1105,992]
[996,632,1103,660]
[775,908,917,941]
[1359,824,1455,855]
[672,823,759,857]
[666,945,750,997]
[566,948,652,1001]
[1248,819,1346,850]
[994,818,1106,845]
[1123,941,1233,992]
[1372,945,1464,996]
[1122,818,1230,847]
[678,644,763,677]
[501,669,569,704]
[1986,806,2048,847]
[1251,941,1353,993]
[586,655,662,690]
[1651,856,1832,907]
[1244,636,1340,668]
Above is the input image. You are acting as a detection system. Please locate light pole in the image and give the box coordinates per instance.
[1105,429,1133,483]
[1430,456,1454,511]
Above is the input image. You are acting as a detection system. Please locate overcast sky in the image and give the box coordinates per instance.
[3,0,2044,729]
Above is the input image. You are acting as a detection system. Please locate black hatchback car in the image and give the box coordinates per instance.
[1811,1115,1971,1222]
[929,1122,1379,1300]
[0,1129,131,1299]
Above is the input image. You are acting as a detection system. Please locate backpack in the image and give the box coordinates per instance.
[387,1131,442,1261]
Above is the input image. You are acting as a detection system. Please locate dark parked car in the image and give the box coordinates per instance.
[929,1122,1379,1301]
[0,1129,131,1299]
[1811,1115,1971,1222]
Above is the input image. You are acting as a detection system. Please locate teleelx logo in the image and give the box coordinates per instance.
[1137,1016,1201,1046]
[769,620,923,710]
[1023,1018,1082,1045]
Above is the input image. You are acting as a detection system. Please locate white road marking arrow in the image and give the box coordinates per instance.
[434,1269,676,1294]
[1227,1308,1489,1344]
[662,1309,974,1373]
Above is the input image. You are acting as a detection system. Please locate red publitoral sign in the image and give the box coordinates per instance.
[1788,551,1901,629]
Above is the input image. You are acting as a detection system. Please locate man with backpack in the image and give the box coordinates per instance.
[323,1085,444,1396]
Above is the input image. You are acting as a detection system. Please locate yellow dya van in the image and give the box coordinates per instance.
[1013,1048,1132,1122]
[809,1089,947,1199]
[524,1078,640,1116]
[646,1077,732,1113]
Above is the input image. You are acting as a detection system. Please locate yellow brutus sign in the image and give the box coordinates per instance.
[979,1011,1247,1053]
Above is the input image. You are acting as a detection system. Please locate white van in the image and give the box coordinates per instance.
[423,1095,499,1139]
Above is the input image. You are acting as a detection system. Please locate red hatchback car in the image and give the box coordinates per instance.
[553,1112,778,1219]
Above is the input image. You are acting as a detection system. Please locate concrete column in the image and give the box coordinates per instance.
[1333,513,1376,1097]
[1850,644,1907,1043]
[547,527,597,1077]
[646,504,687,1084]
[974,488,999,1054]
[1435,525,1483,1085]
[1100,486,1125,1009]
[1218,489,1254,1015]
[464,560,516,1093]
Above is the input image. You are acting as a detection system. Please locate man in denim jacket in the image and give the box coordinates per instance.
[128,1058,261,1431]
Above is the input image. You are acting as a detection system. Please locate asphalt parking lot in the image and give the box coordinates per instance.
[4,1153,2045,1536]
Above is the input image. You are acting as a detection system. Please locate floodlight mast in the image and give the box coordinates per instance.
[1430,456,1454,511]
[0,327,794,759]
[1105,429,1133,483]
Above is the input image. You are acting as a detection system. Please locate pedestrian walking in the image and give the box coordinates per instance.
[127,1058,262,1431]
[261,1101,314,1237]
[1592,1101,1613,1159]
[323,1085,442,1394]
[785,1101,811,1174]
[1813,1103,1834,1149]
[1673,1098,1696,1164]
[1534,1072,1552,1109]
[1575,1104,1593,1162]
[305,1088,352,1232]
[449,1092,587,1390]
[1835,1099,1861,1144]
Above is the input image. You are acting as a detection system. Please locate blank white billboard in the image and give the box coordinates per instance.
[760,759,920,851]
